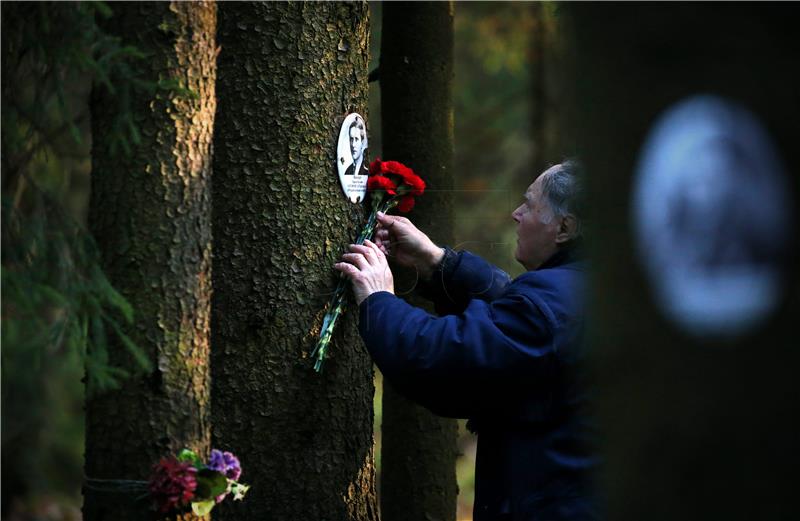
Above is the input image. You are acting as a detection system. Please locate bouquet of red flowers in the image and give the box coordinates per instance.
[310,158,426,372]
[84,447,249,518]
[148,448,249,516]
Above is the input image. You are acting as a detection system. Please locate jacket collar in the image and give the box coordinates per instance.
[537,240,584,270]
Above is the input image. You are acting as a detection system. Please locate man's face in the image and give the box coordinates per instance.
[350,127,363,162]
[512,168,561,270]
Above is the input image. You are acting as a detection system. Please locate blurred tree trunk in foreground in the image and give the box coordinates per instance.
[568,3,800,520]
[380,3,459,521]
[84,2,216,520]
[210,2,378,519]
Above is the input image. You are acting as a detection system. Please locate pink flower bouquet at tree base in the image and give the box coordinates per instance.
[310,158,426,372]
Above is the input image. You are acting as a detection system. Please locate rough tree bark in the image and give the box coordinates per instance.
[84,2,216,520]
[210,3,378,520]
[379,3,459,521]
[567,3,800,521]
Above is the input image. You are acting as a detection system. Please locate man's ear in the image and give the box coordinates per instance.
[555,214,579,244]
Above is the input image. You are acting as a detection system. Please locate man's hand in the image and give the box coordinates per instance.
[374,212,444,280]
[335,239,394,305]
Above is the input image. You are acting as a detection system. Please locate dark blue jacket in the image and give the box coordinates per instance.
[358,248,599,520]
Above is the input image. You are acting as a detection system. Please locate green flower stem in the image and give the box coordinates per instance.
[311,196,398,372]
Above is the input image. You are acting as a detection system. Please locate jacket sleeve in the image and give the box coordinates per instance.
[359,286,557,419]
[417,248,513,315]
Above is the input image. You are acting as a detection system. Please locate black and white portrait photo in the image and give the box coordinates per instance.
[345,116,368,176]
[337,113,369,203]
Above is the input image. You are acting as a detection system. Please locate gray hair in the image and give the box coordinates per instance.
[540,159,585,235]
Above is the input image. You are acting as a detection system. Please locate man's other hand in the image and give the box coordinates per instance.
[374,212,444,280]
[335,240,395,305]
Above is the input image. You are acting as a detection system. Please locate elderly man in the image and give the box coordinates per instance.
[335,160,598,521]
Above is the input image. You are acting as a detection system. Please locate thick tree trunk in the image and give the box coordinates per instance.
[567,3,800,520]
[529,2,570,172]
[379,4,459,521]
[210,3,378,520]
[84,2,216,520]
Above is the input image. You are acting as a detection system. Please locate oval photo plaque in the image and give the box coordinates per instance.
[336,113,369,203]
[632,95,793,338]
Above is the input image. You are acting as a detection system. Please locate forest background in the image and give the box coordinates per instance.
[1,2,548,520]
[5,2,800,520]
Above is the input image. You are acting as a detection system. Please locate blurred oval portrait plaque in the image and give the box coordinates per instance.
[337,113,369,203]
[632,95,793,338]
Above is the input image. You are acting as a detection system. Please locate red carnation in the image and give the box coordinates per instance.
[380,160,425,196]
[369,157,385,176]
[380,160,411,178]
[397,195,416,213]
[401,172,425,196]
[148,456,197,513]
[367,175,397,195]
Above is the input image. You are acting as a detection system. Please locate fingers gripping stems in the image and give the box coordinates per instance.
[311,201,399,372]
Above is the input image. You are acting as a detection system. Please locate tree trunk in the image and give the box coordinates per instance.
[84,2,216,520]
[379,3,459,521]
[529,2,570,172]
[210,3,377,520]
[567,3,800,520]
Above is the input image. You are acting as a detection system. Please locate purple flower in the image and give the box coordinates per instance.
[208,449,242,481]
[208,449,225,472]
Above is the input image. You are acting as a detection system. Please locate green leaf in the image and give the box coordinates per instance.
[194,469,228,500]
[93,266,133,323]
[117,45,147,61]
[68,122,82,145]
[177,448,204,468]
[91,315,108,357]
[105,317,152,372]
[92,1,113,19]
[127,118,141,145]
[191,500,215,516]
[35,282,68,307]
[230,481,250,501]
